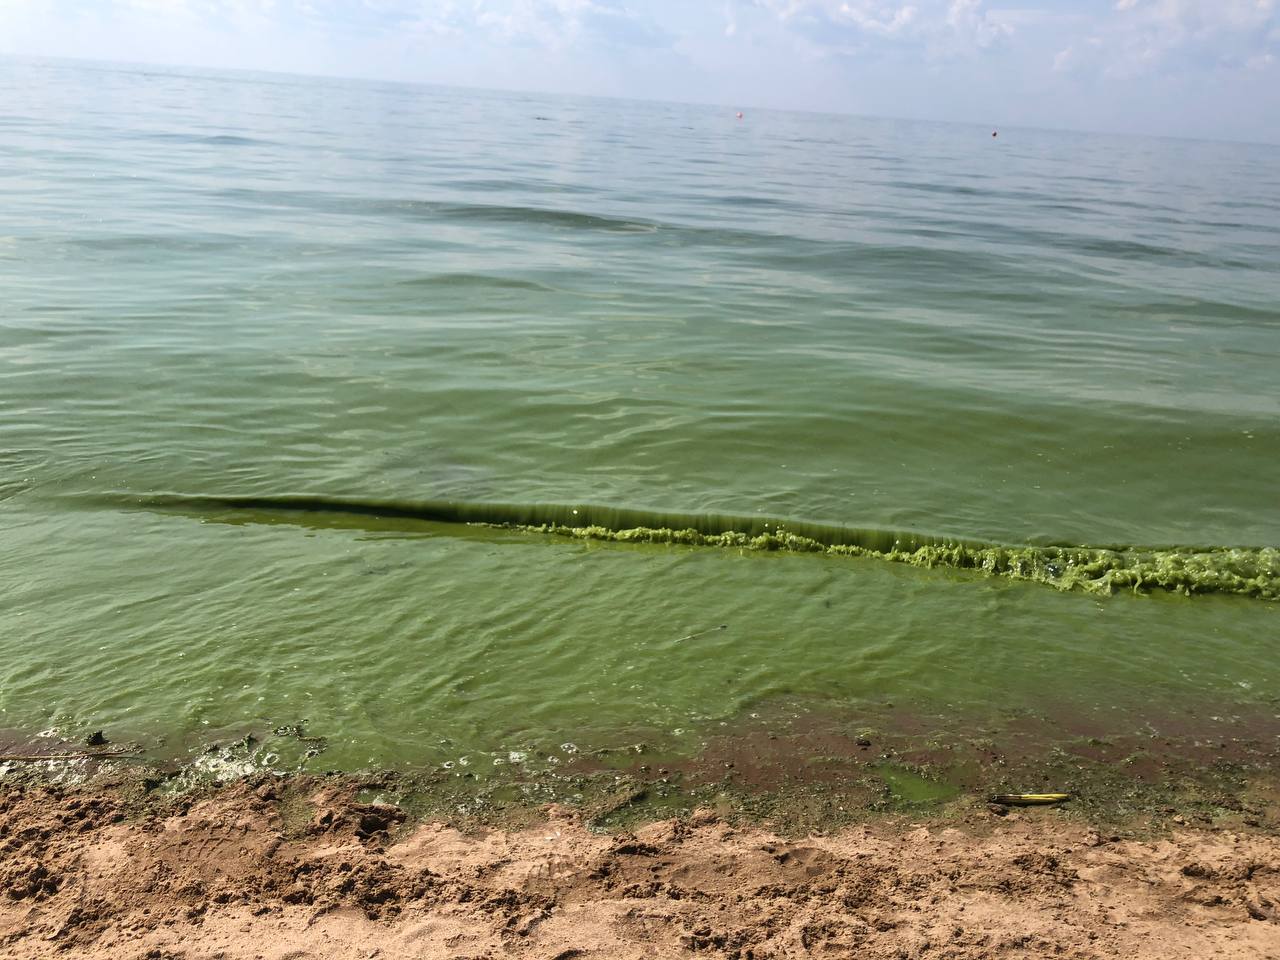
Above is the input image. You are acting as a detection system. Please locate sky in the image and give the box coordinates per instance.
[1,1,1278,143]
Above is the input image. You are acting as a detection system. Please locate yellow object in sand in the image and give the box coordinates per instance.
[989,793,1071,806]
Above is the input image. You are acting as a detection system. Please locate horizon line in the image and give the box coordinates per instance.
[5,51,1279,151]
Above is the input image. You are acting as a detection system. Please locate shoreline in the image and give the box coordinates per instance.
[3,772,1278,958]
[4,701,1279,957]
[5,695,1279,835]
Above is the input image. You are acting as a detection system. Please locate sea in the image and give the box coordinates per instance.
[2,57,1277,776]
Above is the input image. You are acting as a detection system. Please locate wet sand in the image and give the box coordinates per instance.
[3,776,1279,959]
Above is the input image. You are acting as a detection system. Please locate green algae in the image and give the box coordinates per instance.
[876,763,961,805]
[101,494,1280,600]
[515,523,1279,600]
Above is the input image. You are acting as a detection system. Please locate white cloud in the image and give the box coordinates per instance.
[737,0,1276,72]
[398,0,670,50]
[752,0,921,36]
[831,2,919,36]
[946,0,1010,48]
[1124,0,1275,32]
[733,0,1015,55]
[1052,34,1104,73]
[1068,0,1280,76]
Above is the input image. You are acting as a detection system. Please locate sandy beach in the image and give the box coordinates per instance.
[3,776,1278,959]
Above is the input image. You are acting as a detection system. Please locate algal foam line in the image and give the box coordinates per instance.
[98,494,1279,601]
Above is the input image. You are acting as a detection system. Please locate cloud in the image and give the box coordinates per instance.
[945,0,1011,49]
[0,0,673,60]
[728,0,1013,57]
[827,2,919,36]
[750,0,924,38]
[730,0,1274,74]
[1055,0,1279,76]
[394,0,670,50]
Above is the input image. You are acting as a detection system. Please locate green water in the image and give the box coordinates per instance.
[2,58,1278,774]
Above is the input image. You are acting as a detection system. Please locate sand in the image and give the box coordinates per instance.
[2,778,1278,959]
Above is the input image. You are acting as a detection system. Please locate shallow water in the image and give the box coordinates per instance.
[2,57,1278,773]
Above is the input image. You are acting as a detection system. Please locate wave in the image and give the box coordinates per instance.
[132,132,271,147]
[199,187,1258,274]
[92,495,1279,601]
[393,273,553,292]
[421,202,658,233]
[194,134,266,146]
[207,188,792,243]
